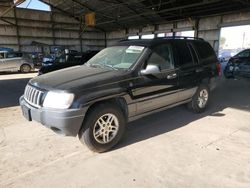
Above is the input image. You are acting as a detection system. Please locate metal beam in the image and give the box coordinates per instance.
[96,0,222,25]
[13,7,20,51]
[114,0,155,24]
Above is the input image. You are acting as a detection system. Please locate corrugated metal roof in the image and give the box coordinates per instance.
[37,0,250,31]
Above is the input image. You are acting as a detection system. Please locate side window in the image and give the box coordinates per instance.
[0,53,4,59]
[6,53,16,59]
[188,43,199,64]
[237,50,250,58]
[174,41,193,66]
[147,44,173,70]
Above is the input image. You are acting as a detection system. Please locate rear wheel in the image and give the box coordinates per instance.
[188,85,210,113]
[20,64,31,73]
[78,103,126,153]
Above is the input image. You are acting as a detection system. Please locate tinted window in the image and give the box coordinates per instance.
[6,52,22,58]
[0,53,4,59]
[147,43,173,70]
[188,43,199,64]
[237,50,250,58]
[174,41,193,66]
[193,42,216,61]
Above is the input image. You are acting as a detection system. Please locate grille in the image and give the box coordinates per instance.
[24,85,44,108]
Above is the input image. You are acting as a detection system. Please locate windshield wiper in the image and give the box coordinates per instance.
[103,64,118,70]
[88,63,117,70]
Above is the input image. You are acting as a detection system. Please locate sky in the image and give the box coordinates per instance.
[17,0,51,11]
[220,25,250,49]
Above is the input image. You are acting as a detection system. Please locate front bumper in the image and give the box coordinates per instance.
[19,96,87,137]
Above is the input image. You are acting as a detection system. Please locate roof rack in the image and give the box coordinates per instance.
[156,36,204,41]
[119,36,204,42]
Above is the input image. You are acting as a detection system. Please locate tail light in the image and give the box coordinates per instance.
[216,63,222,76]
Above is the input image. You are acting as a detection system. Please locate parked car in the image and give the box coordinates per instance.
[38,51,99,75]
[224,49,250,79]
[42,54,55,66]
[218,49,237,63]
[20,37,220,152]
[0,51,34,73]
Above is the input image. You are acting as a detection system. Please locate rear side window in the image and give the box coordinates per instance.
[193,42,217,63]
[174,41,193,66]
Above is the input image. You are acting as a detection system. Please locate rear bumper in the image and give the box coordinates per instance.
[19,96,87,137]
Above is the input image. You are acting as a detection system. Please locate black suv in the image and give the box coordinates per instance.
[20,37,220,152]
[224,49,250,79]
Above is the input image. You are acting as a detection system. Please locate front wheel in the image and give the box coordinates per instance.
[78,103,126,153]
[187,85,210,113]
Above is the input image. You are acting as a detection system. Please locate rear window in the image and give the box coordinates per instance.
[193,42,216,63]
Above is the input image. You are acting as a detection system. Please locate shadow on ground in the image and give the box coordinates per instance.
[114,78,250,150]
[0,77,31,108]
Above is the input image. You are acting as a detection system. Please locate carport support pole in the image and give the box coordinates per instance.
[195,18,200,38]
[13,7,20,51]
[50,8,56,46]
[79,17,83,52]
[104,31,107,48]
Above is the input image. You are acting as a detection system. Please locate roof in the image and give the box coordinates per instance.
[40,0,250,31]
[116,37,206,48]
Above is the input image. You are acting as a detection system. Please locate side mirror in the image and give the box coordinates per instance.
[141,64,160,75]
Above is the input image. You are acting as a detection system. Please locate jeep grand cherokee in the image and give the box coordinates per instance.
[20,37,220,152]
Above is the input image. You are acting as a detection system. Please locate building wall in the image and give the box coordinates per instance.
[0,7,105,53]
[106,11,250,54]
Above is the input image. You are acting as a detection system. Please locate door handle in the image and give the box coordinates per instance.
[167,73,177,79]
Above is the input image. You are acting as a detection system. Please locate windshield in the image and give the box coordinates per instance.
[86,46,145,70]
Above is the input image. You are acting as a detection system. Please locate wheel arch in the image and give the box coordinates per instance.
[82,97,129,126]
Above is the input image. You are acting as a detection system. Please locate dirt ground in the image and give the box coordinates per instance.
[0,72,250,188]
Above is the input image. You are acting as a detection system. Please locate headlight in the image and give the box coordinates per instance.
[43,91,74,109]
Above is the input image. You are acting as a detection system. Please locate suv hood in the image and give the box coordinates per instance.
[30,65,126,91]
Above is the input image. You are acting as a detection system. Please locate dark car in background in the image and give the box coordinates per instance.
[218,49,237,63]
[38,50,99,75]
[224,49,250,79]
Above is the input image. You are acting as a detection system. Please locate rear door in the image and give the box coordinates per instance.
[192,41,218,80]
[131,42,179,115]
[173,40,198,101]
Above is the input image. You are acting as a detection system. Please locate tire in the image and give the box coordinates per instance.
[187,85,210,113]
[78,103,126,153]
[224,68,233,79]
[20,64,31,73]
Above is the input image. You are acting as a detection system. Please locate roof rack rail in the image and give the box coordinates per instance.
[156,36,204,41]
[119,36,204,42]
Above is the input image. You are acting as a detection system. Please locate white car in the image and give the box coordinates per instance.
[0,51,34,73]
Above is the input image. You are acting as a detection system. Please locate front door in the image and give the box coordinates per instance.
[130,43,179,115]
